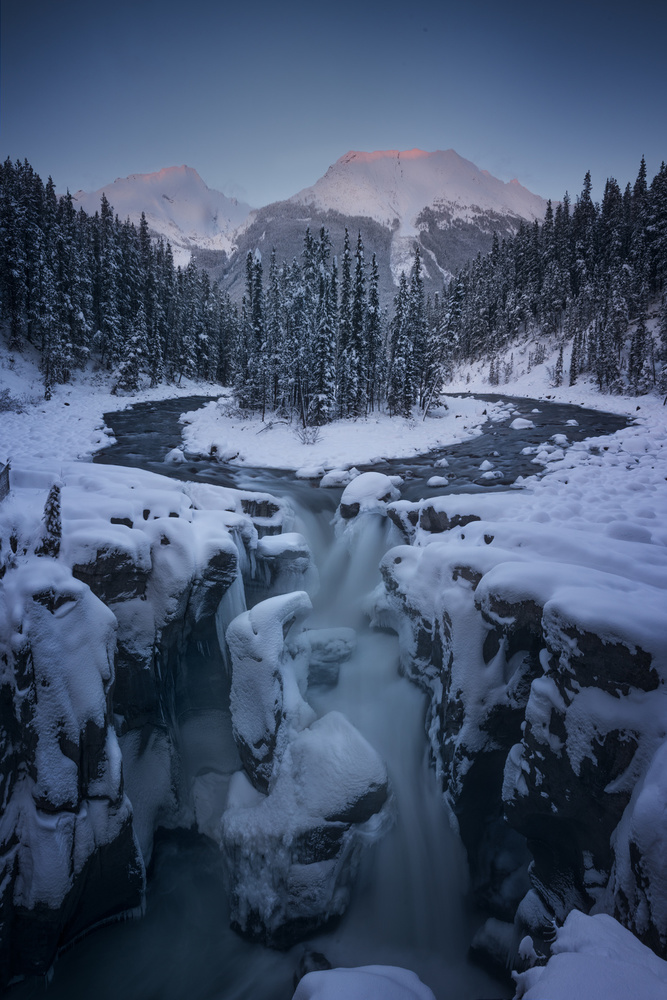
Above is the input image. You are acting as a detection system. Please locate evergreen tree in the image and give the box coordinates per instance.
[337,229,353,417]
[553,345,564,387]
[35,484,61,558]
[347,231,367,416]
[310,271,337,425]
[628,291,652,394]
[387,272,412,418]
[365,253,384,412]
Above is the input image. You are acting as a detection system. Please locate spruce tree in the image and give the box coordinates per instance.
[387,273,412,418]
[337,229,352,417]
[35,484,61,558]
[365,254,384,412]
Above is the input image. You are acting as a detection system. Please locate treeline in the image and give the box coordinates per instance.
[234,230,447,423]
[1,156,666,414]
[0,158,238,397]
[445,157,667,393]
[0,158,446,420]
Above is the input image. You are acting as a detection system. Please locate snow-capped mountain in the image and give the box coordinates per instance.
[71,165,253,267]
[70,151,549,301]
[224,148,549,302]
[290,148,547,236]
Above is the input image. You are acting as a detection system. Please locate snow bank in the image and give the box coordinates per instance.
[0,557,144,982]
[513,911,667,1000]
[371,392,667,965]
[293,964,436,1000]
[179,395,506,472]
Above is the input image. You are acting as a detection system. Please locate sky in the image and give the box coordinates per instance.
[2,0,666,209]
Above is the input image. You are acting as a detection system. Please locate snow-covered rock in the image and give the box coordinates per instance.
[319,467,361,488]
[221,711,389,947]
[0,559,144,985]
[338,472,400,520]
[512,911,667,1000]
[372,486,667,966]
[293,964,436,1000]
[0,460,296,982]
[222,596,389,945]
[226,592,315,792]
[252,532,318,602]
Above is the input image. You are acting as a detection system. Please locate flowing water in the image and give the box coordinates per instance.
[10,394,629,1000]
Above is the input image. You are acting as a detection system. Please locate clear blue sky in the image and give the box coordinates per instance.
[2,0,666,207]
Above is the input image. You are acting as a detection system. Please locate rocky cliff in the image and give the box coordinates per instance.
[0,461,299,986]
[371,489,667,974]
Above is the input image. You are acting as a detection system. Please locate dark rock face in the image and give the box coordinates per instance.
[374,505,667,966]
[0,562,145,987]
[0,465,272,986]
[72,544,149,603]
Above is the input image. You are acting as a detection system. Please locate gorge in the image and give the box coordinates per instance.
[2,393,667,1000]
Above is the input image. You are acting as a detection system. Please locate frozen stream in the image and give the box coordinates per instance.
[10,395,628,1000]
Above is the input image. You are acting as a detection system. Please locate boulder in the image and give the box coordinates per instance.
[221,712,389,947]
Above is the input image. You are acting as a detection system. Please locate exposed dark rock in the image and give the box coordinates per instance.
[72,546,149,603]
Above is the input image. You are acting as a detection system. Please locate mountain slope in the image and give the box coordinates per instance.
[222,149,549,301]
[71,166,253,266]
[291,148,547,235]
[69,152,549,302]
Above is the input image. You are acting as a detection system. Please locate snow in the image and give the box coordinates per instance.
[0,554,141,912]
[70,165,252,262]
[513,911,667,1000]
[4,303,667,988]
[179,395,505,473]
[293,965,436,1000]
[0,337,224,465]
[320,467,361,488]
[227,591,316,788]
[510,417,534,430]
[290,149,547,239]
[340,472,401,512]
[221,594,390,942]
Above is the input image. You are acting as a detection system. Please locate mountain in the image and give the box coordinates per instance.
[222,148,549,302]
[70,152,549,303]
[71,165,253,268]
[291,149,546,234]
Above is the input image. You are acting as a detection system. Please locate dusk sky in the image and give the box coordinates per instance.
[2,0,666,208]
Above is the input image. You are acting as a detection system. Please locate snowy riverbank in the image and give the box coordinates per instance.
[1,329,665,479]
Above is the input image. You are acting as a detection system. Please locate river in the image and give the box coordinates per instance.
[9,394,628,1000]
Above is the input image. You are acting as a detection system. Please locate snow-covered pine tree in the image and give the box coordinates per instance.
[310,270,337,425]
[364,253,384,413]
[387,272,412,418]
[628,291,653,394]
[35,484,61,558]
[337,229,352,418]
[112,302,148,394]
[347,231,366,417]
[407,244,427,407]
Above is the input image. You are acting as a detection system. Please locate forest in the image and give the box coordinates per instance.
[0,156,665,420]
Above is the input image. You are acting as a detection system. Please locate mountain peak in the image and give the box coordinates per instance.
[70,167,253,263]
[291,147,548,236]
